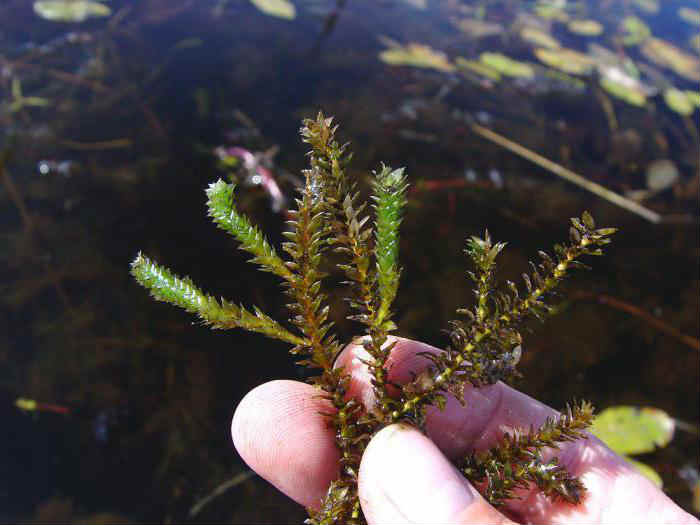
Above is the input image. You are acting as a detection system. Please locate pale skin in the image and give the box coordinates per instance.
[232,337,699,524]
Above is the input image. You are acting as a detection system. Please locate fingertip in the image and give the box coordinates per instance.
[231,379,340,509]
[359,423,514,524]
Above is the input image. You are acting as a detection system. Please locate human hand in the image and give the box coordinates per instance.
[232,337,698,524]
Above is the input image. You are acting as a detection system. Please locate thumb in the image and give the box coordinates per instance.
[358,423,515,525]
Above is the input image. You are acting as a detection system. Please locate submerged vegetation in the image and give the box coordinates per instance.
[132,114,617,523]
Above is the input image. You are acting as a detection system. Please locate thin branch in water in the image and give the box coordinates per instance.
[188,470,256,518]
[469,123,662,224]
[59,138,133,150]
[570,291,699,352]
[0,153,33,233]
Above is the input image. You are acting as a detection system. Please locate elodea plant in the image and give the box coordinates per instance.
[131,113,616,524]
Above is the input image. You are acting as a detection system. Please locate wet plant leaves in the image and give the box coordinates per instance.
[250,0,296,20]
[590,406,675,455]
[599,76,647,107]
[479,52,534,78]
[451,17,503,39]
[645,159,679,191]
[519,26,560,49]
[534,3,569,22]
[691,34,700,54]
[533,47,593,75]
[379,41,455,72]
[664,88,695,116]
[567,19,604,37]
[400,0,427,9]
[678,7,700,27]
[633,0,659,15]
[641,38,700,82]
[685,90,700,108]
[620,16,651,46]
[455,57,502,81]
[33,0,111,22]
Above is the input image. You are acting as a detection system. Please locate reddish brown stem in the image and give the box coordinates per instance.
[571,292,700,352]
[0,158,33,233]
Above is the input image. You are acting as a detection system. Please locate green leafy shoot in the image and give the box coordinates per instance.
[372,164,408,325]
[130,253,307,345]
[206,179,293,281]
[131,114,618,524]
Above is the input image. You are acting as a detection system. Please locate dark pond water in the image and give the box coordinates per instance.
[1,0,698,522]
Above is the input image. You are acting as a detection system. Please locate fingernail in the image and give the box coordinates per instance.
[359,423,478,524]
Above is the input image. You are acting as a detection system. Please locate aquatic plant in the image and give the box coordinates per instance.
[400,0,427,10]
[590,406,677,487]
[451,17,503,39]
[678,7,700,27]
[664,88,696,117]
[6,77,50,113]
[378,39,455,73]
[533,47,593,75]
[533,3,569,22]
[691,34,700,54]
[519,26,561,49]
[131,114,616,524]
[685,90,700,108]
[33,0,111,22]
[645,159,679,192]
[455,57,502,81]
[599,76,647,107]
[633,0,659,15]
[620,16,651,47]
[479,52,534,78]
[250,0,296,20]
[641,38,700,83]
[567,19,604,37]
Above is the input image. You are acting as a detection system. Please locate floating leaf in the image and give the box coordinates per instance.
[479,52,534,78]
[33,0,111,22]
[400,0,427,9]
[600,76,647,106]
[633,0,659,15]
[645,159,679,191]
[625,457,663,487]
[590,406,675,455]
[534,47,593,75]
[520,26,560,49]
[542,68,586,90]
[641,38,700,82]
[685,90,700,108]
[379,42,455,72]
[664,88,695,116]
[455,57,501,81]
[620,16,651,46]
[250,0,296,20]
[451,17,502,38]
[567,19,604,37]
[679,7,700,27]
[691,34,700,54]
[534,3,569,22]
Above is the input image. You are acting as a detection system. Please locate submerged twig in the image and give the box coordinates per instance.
[188,470,256,518]
[0,150,33,233]
[570,291,700,352]
[60,138,133,150]
[469,123,662,224]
